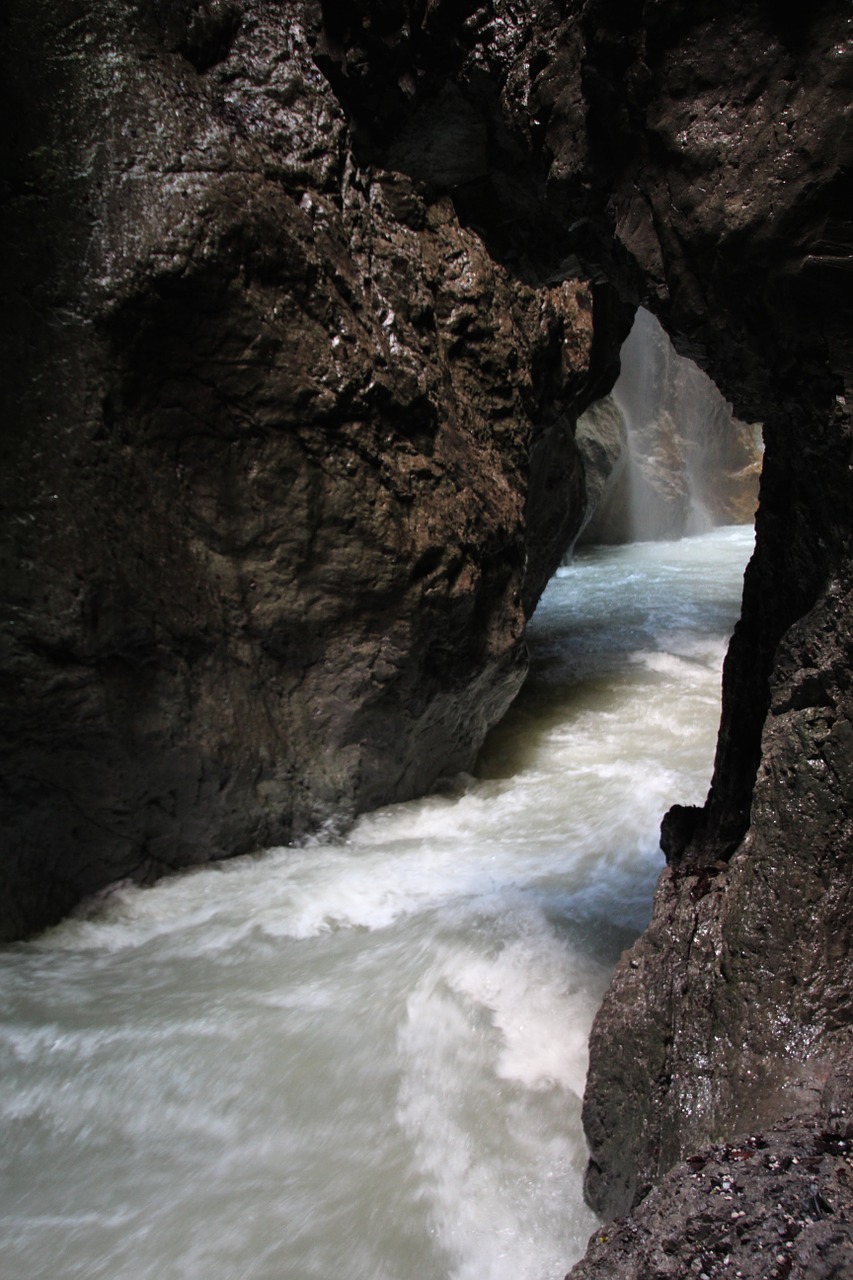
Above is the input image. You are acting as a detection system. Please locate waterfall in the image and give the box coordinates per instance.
[576,309,762,546]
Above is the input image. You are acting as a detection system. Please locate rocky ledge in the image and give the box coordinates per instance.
[570,1072,853,1280]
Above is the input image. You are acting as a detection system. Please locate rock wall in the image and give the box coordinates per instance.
[1,0,629,941]
[572,395,629,545]
[572,1,853,1235]
[569,1102,853,1280]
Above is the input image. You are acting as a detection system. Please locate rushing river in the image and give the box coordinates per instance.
[0,526,754,1280]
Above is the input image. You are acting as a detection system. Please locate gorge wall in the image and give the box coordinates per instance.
[1,0,630,941]
[2,1,852,1275]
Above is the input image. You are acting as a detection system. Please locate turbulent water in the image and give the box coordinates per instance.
[0,527,754,1280]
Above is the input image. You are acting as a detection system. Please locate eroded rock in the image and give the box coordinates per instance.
[575,0,853,1235]
[1,0,617,940]
[570,1078,853,1280]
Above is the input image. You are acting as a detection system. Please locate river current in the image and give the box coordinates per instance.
[1,526,754,1280]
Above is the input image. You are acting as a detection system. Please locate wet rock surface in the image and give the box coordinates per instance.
[568,0,853,1238]
[1,0,613,940]
[572,396,628,546]
[570,1082,853,1280]
[584,554,853,1218]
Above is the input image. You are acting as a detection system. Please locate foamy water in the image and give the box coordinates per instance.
[0,526,753,1280]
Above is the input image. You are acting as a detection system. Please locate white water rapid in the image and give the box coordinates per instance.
[1,527,754,1280]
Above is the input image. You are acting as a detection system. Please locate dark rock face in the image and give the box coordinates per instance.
[574,0,853,1226]
[2,4,852,1276]
[1,0,623,940]
[572,396,629,545]
[584,545,853,1221]
[570,1082,853,1280]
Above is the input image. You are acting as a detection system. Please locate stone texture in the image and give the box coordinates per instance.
[1,0,620,941]
[572,396,629,546]
[576,0,853,1226]
[584,550,853,1219]
[569,1084,853,1280]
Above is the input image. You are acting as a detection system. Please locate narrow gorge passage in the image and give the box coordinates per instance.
[0,527,753,1280]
